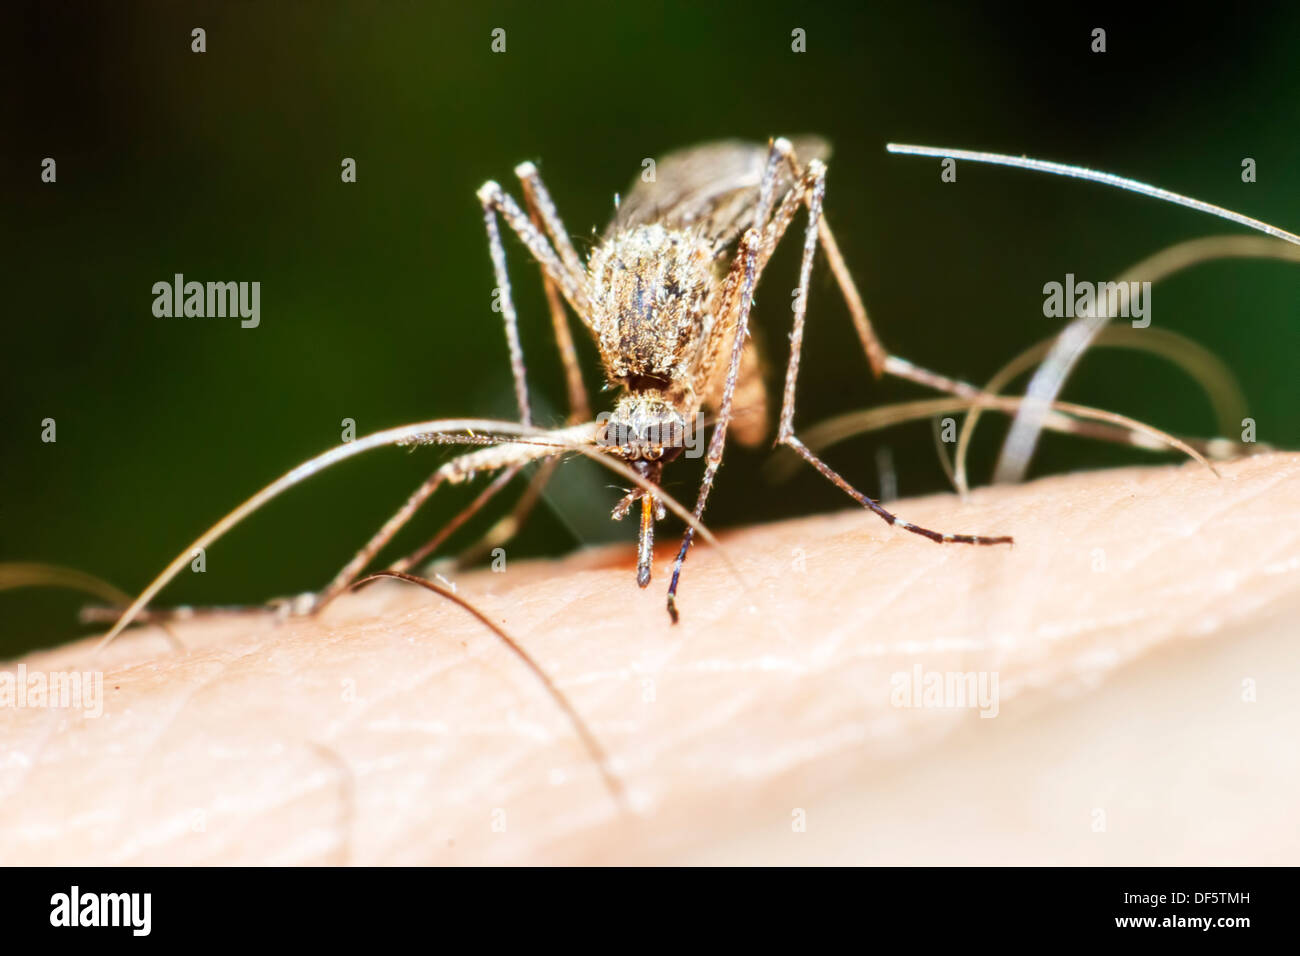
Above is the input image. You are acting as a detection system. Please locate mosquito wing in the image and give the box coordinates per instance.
[605,137,830,248]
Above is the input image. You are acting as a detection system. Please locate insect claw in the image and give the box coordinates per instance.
[611,489,637,520]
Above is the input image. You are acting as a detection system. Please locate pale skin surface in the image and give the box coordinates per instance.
[1,453,1297,865]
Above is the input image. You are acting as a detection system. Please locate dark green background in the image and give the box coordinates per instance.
[4,2,1299,653]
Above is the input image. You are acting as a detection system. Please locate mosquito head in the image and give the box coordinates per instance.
[601,393,688,464]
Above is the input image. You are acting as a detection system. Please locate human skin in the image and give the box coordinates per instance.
[1,453,1297,865]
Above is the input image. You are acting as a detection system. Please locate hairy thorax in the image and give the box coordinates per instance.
[585,224,722,400]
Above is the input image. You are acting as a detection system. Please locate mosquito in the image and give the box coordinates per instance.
[311,136,1028,627]
[97,134,1298,647]
[58,136,1300,808]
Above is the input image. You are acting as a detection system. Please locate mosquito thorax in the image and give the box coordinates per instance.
[586,223,719,389]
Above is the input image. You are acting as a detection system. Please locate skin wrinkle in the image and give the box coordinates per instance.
[118,757,280,863]
[822,542,951,660]
[111,658,232,856]
[301,740,355,866]
[452,627,614,805]
[2,454,1298,863]
[1050,478,1200,618]
[1102,472,1290,634]
[342,631,474,730]
[342,600,588,783]
[1068,528,1294,686]
[125,625,375,861]
[1187,532,1297,629]
[161,755,328,866]
[0,691,62,807]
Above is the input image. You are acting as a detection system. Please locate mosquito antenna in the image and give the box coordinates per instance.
[952,321,1252,496]
[354,570,627,810]
[776,395,1216,480]
[0,562,185,652]
[888,143,1300,486]
[94,417,749,652]
[400,431,588,450]
[886,143,1300,246]
[92,418,523,651]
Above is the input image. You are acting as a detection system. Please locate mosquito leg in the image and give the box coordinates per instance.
[778,146,1176,460]
[663,227,762,622]
[311,471,454,613]
[512,163,587,299]
[324,189,541,599]
[664,139,789,622]
[783,435,1013,545]
[515,162,592,422]
[411,167,595,571]
[479,186,535,426]
[791,156,970,389]
[310,425,595,615]
[81,595,316,625]
[448,162,597,562]
[387,464,523,575]
[815,217,890,377]
[755,145,886,367]
[757,142,889,378]
[776,159,1012,547]
[476,177,594,464]
[389,171,596,581]
[454,455,561,569]
[763,149,1137,496]
[476,181,591,321]
[774,146,1030,397]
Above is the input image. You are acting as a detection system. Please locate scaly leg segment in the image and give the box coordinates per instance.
[664,137,789,622]
[311,424,598,614]
[664,139,1014,622]
[773,158,1012,547]
[779,147,1151,458]
[391,164,594,575]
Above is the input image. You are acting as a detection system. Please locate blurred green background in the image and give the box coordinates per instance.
[4,2,1299,653]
